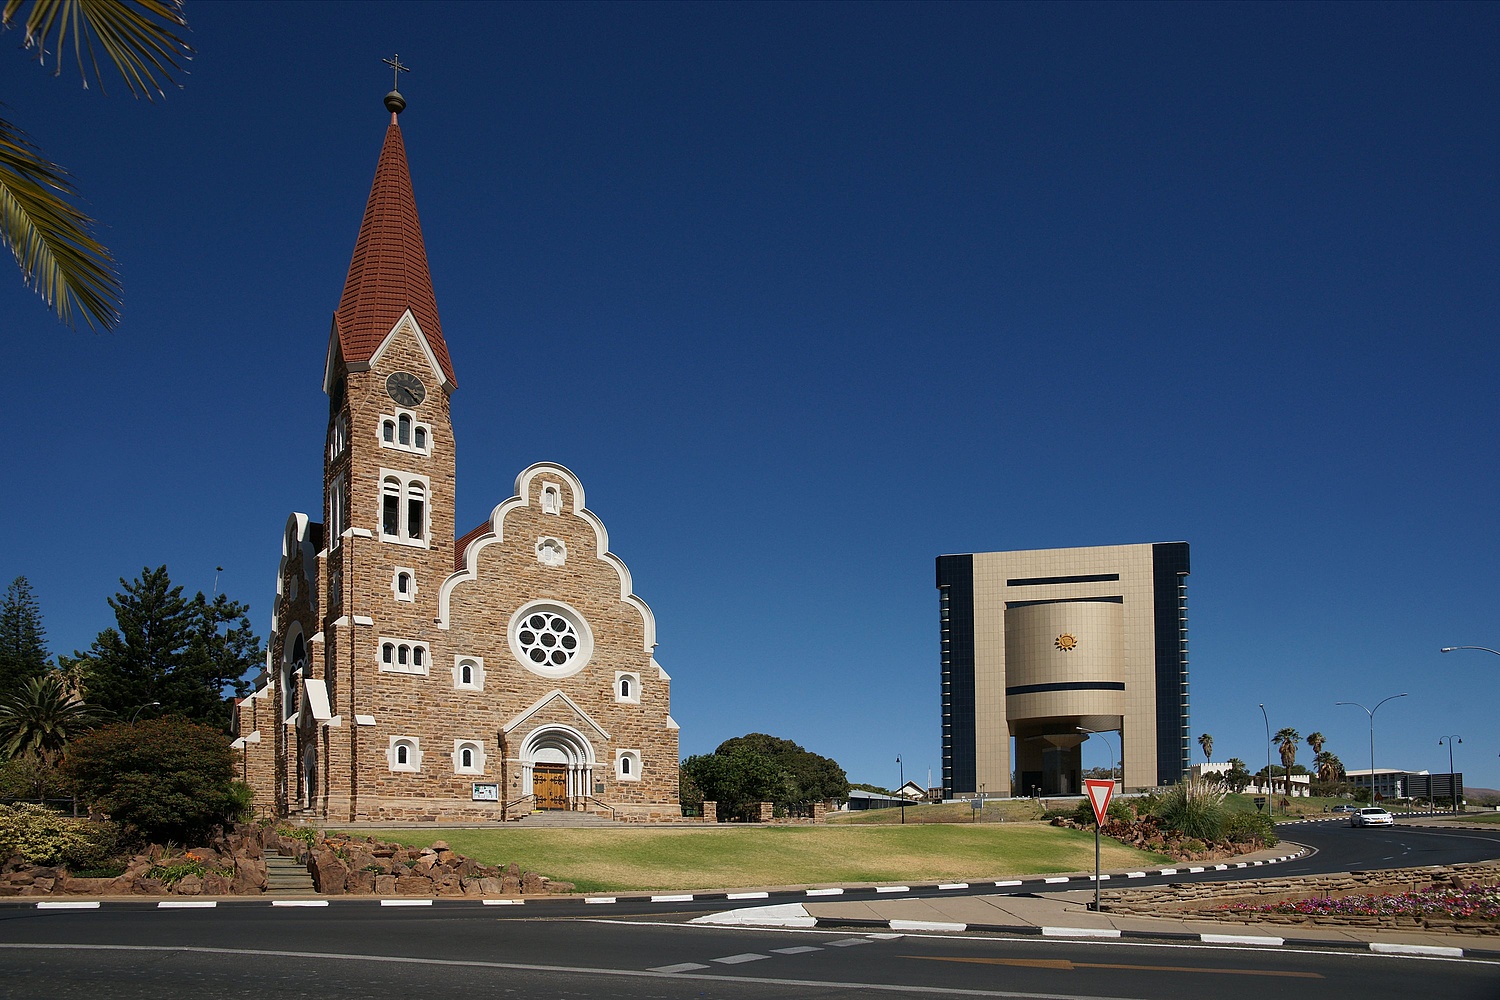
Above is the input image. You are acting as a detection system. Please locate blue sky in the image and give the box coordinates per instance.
[4,1,1497,791]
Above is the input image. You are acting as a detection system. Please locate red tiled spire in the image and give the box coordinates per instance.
[333,105,456,388]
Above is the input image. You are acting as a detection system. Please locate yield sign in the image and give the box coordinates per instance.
[1084,779,1115,825]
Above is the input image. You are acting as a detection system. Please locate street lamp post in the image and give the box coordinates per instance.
[896,755,905,825]
[1077,727,1119,790]
[1258,704,1272,814]
[1440,646,1500,656]
[1438,735,1462,814]
[1336,693,1407,804]
[130,701,161,723]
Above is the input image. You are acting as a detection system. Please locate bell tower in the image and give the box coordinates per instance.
[319,83,459,819]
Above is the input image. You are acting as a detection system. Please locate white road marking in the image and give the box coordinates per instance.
[651,894,694,903]
[1370,943,1465,958]
[712,952,770,965]
[585,897,617,904]
[770,946,822,955]
[993,879,1022,887]
[726,891,769,900]
[1201,933,1285,946]
[1042,927,1121,938]
[271,900,328,907]
[482,899,523,905]
[380,899,431,906]
[1042,877,1069,884]
[1125,872,1146,878]
[649,962,710,973]
[35,902,99,910]
[876,885,910,893]
[890,919,966,932]
[826,938,872,947]
[157,901,216,909]
[805,888,843,896]
[938,883,969,890]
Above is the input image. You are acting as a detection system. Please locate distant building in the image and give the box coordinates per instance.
[937,542,1190,798]
[1345,769,1464,803]
[1191,762,1309,797]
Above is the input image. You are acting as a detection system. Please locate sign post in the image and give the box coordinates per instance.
[1084,779,1115,912]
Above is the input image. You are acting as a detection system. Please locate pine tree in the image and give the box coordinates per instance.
[64,567,261,729]
[0,576,51,691]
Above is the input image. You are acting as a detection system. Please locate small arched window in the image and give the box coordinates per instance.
[414,426,426,449]
[620,755,632,776]
[382,477,401,537]
[396,743,409,765]
[397,645,409,667]
[412,646,424,669]
[382,643,395,665]
[405,482,426,540]
[397,572,410,595]
[460,746,473,769]
[398,414,411,445]
[382,419,395,443]
[460,662,473,685]
[620,676,632,699]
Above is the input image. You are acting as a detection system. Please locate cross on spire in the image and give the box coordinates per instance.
[383,53,410,91]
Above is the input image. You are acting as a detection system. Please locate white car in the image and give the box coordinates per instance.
[1350,807,1394,827]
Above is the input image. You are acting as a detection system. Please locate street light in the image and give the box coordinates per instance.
[130,701,161,723]
[1438,735,1462,814]
[1259,704,1273,814]
[896,756,905,825]
[1077,727,1119,790]
[1336,693,1407,804]
[1440,646,1500,656]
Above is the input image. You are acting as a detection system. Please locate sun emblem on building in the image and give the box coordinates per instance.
[1055,633,1078,652]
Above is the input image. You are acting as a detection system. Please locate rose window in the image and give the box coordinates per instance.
[517,611,580,668]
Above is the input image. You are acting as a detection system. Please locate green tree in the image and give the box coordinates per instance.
[1273,727,1301,800]
[1,0,192,329]
[1224,757,1251,793]
[680,747,780,820]
[63,566,259,729]
[0,576,50,691]
[1306,731,1325,757]
[1197,733,1213,762]
[61,716,240,842]
[714,733,850,806]
[1313,750,1344,784]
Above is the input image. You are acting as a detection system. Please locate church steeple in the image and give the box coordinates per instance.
[332,92,457,390]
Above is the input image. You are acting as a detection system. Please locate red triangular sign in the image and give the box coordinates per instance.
[1085,779,1114,825]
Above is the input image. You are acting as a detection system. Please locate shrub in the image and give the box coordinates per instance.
[0,803,119,869]
[1154,777,1227,842]
[1223,811,1278,847]
[61,717,238,843]
[1073,797,1134,825]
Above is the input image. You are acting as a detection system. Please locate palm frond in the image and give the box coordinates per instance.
[2,0,193,99]
[0,115,120,329]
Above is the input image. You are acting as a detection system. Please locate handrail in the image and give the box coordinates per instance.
[576,795,615,820]
[504,792,535,812]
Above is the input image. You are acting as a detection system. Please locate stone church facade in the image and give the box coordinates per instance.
[234,91,680,822]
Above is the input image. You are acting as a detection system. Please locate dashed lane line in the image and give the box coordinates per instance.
[712,952,771,965]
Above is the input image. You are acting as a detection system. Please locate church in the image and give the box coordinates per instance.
[233,87,681,823]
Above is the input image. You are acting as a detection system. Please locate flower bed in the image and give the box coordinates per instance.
[1220,885,1500,921]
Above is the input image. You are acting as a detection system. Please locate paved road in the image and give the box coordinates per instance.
[1,907,1497,999]
[0,816,1495,997]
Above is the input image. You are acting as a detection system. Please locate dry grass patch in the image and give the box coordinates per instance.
[352,824,1168,892]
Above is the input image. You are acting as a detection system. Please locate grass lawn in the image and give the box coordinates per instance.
[347,824,1170,892]
[826,800,1048,824]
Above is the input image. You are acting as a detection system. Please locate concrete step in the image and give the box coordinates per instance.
[263,853,316,893]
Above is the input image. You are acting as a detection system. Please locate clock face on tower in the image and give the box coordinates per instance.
[385,371,426,407]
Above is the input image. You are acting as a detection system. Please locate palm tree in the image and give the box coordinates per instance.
[1,0,193,329]
[1198,733,1213,762]
[1314,750,1344,784]
[0,672,104,800]
[0,672,103,757]
[1274,727,1301,801]
[1306,731,1325,757]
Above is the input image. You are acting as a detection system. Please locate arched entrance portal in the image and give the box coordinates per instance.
[521,725,595,810]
